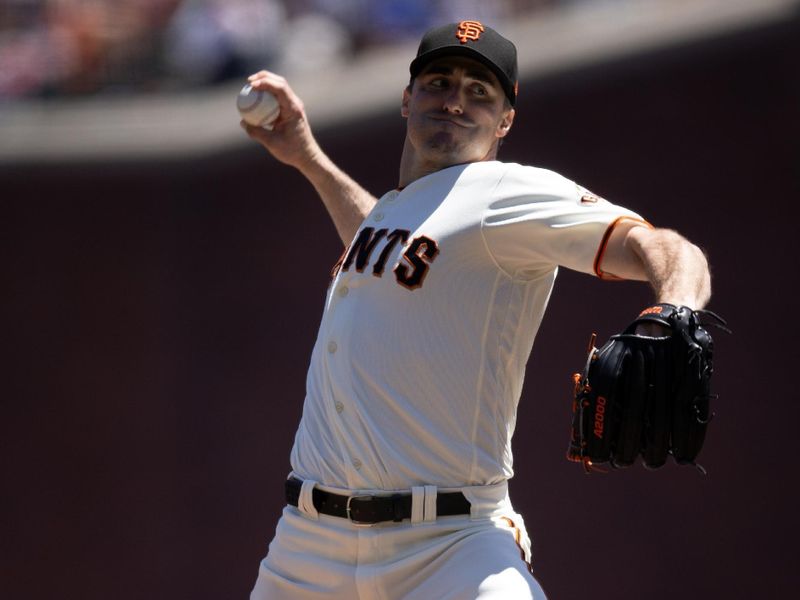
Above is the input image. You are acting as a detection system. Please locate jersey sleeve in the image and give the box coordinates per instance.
[481,164,649,280]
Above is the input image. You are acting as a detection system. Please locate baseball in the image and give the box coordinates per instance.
[237,83,280,129]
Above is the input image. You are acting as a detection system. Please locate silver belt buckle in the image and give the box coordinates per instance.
[346,494,376,527]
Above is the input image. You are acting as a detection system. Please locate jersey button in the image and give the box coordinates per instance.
[352,458,362,470]
[373,213,384,222]
[338,286,349,297]
[327,341,338,353]
[334,401,344,414]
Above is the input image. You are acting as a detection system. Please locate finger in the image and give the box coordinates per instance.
[246,72,304,122]
[642,340,670,469]
[247,70,270,82]
[634,322,670,336]
[240,120,273,143]
[612,343,646,467]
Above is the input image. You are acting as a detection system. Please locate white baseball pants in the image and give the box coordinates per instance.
[249,479,547,600]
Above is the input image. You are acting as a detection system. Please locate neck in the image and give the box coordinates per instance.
[397,137,499,189]
[398,138,438,188]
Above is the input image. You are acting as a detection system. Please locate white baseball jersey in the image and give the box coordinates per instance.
[289,161,646,492]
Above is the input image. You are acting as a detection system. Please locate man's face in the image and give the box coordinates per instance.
[402,56,515,167]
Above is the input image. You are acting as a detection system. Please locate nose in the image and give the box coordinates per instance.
[442,86,464,114]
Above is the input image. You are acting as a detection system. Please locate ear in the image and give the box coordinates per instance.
[401,86,411,118]
[496,108,515,138]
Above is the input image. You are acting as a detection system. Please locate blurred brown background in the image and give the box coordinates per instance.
[2,2,799,599]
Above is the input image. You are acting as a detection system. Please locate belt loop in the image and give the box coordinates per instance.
[298,479,319,520]
[410,486,424,524]
[423,485,437,523]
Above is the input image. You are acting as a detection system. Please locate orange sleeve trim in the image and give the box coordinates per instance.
[593,216,653,281]
[330,246,349,279]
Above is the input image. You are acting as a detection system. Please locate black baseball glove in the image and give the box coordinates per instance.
[567,303,728,472]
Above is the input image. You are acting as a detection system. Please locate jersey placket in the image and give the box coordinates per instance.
[325,190,401,488]
[320,265,363,486]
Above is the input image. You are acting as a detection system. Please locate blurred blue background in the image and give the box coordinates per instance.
[0,0,549,98]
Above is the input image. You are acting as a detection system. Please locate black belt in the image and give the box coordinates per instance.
[285,477,471,525]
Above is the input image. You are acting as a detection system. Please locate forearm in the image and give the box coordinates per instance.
[628,227,711,309]
[241,71,377,246]
[296,150,377,245]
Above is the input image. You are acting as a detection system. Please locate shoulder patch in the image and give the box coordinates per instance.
[576,185,606,205]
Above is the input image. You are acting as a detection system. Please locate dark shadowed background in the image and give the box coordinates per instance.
[2,8,799,600]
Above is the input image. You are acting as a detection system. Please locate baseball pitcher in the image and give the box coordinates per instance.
[240,21,720,600]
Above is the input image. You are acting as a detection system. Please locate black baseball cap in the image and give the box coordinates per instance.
[409,21,519,106]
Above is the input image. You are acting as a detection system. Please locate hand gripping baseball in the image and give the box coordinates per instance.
[567,304,730,473]
[240,71,323,170]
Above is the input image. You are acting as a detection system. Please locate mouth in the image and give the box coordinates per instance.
[427,114,472,128]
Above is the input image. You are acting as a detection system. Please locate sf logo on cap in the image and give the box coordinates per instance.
[456,21,484,44]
